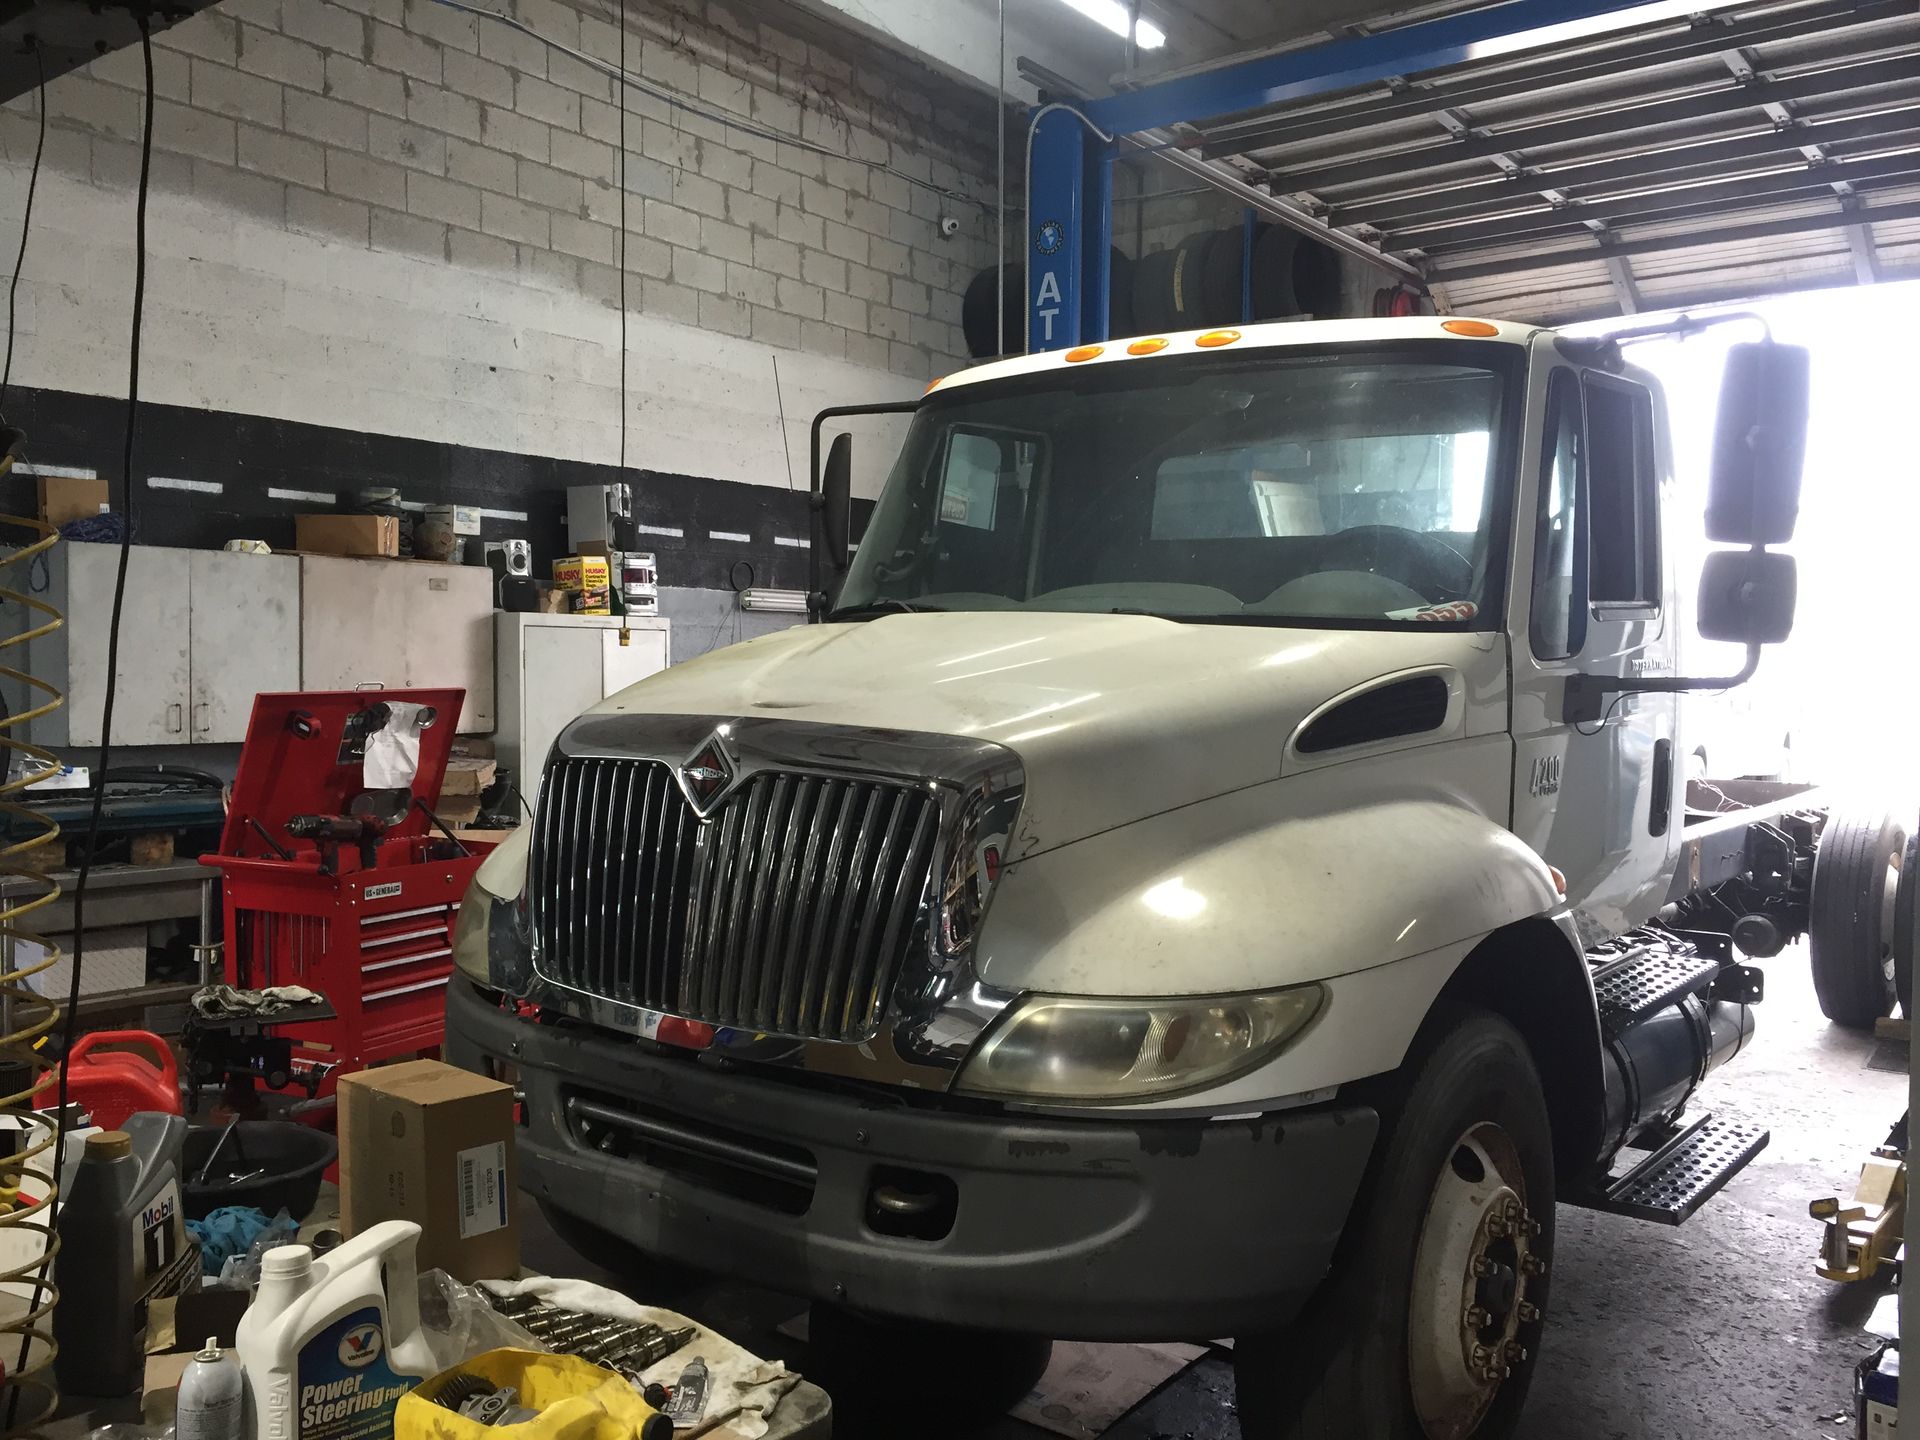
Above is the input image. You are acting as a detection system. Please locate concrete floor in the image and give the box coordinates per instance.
[522,944,1901,1439]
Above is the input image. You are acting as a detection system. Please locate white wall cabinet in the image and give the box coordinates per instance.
[27,542,300,746]
[496,613,670,805]
[299,556,496,732]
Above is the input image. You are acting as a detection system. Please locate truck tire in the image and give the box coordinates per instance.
[1809,809,1909,1027]
[1234,1009,1553,1440]
[1894,833,1917,1017]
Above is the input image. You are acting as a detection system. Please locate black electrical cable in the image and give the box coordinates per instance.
[10,18,155,1407]
[617,0,628,483]
[0,42,46,415]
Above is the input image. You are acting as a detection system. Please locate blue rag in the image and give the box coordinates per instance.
[187,1206,274,1275]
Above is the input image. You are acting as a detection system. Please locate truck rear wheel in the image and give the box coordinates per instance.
[1809,809,1909,1027]
[1234,1009,1554,1440]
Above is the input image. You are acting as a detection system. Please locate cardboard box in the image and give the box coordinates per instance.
[38,475,110,527]
[440,757,498,798]
[337,1059,519,1281]
[452,827,517,846]
[436,795,484,826]
[553,555,611,614]
[295,513,401,558]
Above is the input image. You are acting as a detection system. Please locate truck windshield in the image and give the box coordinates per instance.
[832,344,1518,628]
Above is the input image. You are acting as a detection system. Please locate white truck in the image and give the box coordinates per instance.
[447,316,1908,1440]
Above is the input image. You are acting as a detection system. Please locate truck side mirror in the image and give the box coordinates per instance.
[1697,549,1797,645]
[818,432,853,574]
[1706,341,1811,546]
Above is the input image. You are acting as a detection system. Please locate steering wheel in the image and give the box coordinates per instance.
[1316,525,1474,604]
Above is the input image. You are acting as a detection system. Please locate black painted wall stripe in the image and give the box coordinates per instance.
[1,385,874,593]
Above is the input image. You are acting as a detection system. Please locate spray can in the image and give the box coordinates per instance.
[178,1336,245,1440]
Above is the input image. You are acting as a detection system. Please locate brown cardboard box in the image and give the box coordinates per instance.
[337,1059,519,1280]
[435,795,483,826]
[453,827,516,846]
[295,513,401,558]
[38,475,110,527]
[440,757,498,797]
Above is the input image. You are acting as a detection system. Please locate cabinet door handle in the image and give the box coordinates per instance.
[192,701,209,734]
[167,703,184,734]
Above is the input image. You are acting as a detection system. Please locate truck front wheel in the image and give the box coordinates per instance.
[1235,1009,1554,1440]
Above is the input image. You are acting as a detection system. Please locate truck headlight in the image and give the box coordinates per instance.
[454,827,532,988]
[954,985,1324,1103]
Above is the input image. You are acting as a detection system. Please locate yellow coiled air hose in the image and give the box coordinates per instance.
[0,444,65,1428]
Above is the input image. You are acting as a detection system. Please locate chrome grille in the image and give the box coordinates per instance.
[532,755,941,1042]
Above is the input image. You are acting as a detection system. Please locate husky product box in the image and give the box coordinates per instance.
[337,1059,518,1281]
[552,555,611,614]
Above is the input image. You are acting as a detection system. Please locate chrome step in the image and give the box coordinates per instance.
[1585,1113,1770,1226]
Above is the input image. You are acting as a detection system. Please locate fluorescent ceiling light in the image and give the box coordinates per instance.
[1055,0,1166,49]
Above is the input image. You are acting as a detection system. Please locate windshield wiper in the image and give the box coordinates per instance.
[830,598,945,620]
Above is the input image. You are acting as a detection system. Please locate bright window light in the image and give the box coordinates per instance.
[1056,0,1166,49]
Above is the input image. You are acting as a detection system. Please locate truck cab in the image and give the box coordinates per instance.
[447,316,1832,1440]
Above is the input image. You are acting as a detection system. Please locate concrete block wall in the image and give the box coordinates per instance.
[0,0,1006,497]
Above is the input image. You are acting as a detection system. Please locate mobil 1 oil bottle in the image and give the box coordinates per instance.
[53,1113,193,1398]
[235,1219,434,1440]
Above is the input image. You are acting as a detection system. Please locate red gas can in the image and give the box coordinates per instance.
[36,1030,182,1130]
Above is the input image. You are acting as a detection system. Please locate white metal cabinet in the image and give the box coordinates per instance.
[299,556,496,731]
[66,544,192,745]
[188,549,301,742]
[495,613,670,804]
[28,542,300,747]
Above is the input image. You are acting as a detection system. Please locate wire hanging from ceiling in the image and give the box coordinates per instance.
[617,0,628,483]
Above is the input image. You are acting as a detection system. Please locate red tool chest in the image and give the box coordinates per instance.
[201,690,494,1094]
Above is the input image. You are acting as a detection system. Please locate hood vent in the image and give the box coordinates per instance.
[1297,674,1451,755]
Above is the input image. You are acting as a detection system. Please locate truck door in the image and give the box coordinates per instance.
[1508,350,1679,943]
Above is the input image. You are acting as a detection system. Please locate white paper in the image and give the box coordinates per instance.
[364,700,424,788]
[456,1140,508,1239]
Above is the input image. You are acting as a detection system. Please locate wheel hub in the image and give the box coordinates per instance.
[1407,1124,1546,1439]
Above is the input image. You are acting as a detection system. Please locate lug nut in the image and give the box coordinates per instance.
[1486,1218,1510,1239]
[1465,1306,1491,1329]
[1472,1257,1495,1278]
[1517,1301,1541,1323]
[1504,1342,1529,1364]
[1522,1255,1549,1277]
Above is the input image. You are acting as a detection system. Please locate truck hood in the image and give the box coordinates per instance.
[590,613,1507,855]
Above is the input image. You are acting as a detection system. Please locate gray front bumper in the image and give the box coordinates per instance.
[447,979,1378,1341]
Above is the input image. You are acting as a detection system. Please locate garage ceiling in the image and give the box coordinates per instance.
[1091,0,1920,320]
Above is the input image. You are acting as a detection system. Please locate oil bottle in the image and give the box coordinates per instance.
[52,1113,191,1397]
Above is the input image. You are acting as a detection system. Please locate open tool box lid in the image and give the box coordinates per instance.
[211,689,467,862]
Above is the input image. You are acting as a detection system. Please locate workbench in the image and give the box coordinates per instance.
[0,859,215,1030]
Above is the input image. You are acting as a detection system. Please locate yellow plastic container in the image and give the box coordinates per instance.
[395,1349,669,1440]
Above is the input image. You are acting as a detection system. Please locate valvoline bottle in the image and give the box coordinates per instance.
[235,1220,434,1440]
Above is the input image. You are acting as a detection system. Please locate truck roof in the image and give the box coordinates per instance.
[931,315,1542,396]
